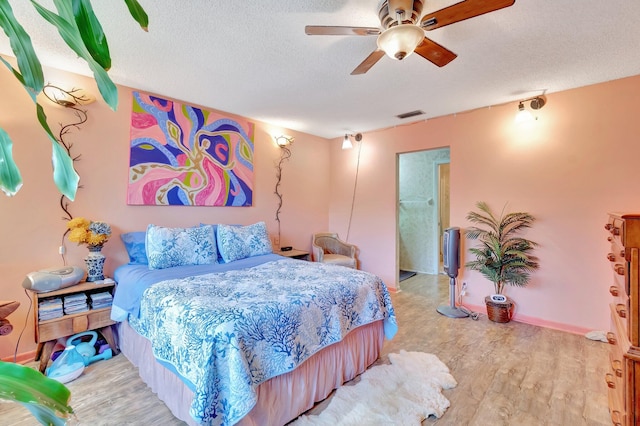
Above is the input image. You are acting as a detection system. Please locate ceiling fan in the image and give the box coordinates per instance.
[305,0,515,75]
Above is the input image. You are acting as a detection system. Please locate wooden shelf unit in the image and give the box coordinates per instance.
[29,281,118,373]
[605,213,640,425]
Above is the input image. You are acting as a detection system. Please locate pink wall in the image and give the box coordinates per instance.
[329,75,640,334]
[3,58,638,360]
[0,63,330,360]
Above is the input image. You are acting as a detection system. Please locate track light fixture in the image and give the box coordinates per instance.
[515,96,546,123]
[342,133,362,150]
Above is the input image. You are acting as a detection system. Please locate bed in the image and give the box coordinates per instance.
[110,223,397,426]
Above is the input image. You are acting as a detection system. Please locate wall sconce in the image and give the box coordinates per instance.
[274,135,293,250]
[43,84,95,107]
[274,135,294,147]
[42,83,95,262]
[515,96,546,123]
[342,133,362,150]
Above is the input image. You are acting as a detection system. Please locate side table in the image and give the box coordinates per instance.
[275,249,310,261]
[28,281,118,373]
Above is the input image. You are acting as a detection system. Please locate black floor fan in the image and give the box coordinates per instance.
[436,227,469,318]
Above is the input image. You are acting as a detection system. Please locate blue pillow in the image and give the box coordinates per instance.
[121,232,148,265]
[146,224,218,270]
[217,222,273,263]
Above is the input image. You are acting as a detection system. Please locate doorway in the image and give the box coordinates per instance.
[397,147,450,280]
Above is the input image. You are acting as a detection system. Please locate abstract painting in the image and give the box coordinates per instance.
[128,92,254,206]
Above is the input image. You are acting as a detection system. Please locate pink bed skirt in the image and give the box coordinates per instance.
[117,320,384,425]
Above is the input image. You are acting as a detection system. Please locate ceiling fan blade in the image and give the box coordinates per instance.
[351,50,386,75]
[420,0,515,30]
[305,26,381,36]
[414,37,457,67]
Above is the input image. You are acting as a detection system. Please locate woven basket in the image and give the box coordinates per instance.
[485,296,514,323]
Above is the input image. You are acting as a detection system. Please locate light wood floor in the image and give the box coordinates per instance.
[1,273,611,425]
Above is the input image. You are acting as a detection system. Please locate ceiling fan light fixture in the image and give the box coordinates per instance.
[377,24,424,60]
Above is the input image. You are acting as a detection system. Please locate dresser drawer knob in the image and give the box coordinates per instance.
[605,373,616,388]
[612,359,623,377]
[611,410,622,426]
[620,250,625,258]
[612,227,620,235]
[607,253,616,262]
[607,236,613,242]
[605,223,613,231]
[609,285,619,297]
[616,304,627,318]
[614,264,625,276]
[606,332,617,345]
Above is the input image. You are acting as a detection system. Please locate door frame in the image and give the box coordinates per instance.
[433,159,450,273]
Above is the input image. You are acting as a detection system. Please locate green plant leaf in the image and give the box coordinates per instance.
[0,361,74,425]
[0,128,23,196]
[0,0,44,95]
[36,103,80,201]
[0,56,79,199]
[31,0,118,110]
[124,0,148,31]
[72,0,111,70]
[33,102,77,192]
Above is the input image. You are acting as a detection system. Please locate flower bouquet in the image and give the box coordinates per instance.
[67,218,111,282]
[67,217,111,251]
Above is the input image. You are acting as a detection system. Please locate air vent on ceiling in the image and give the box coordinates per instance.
[396,110,425,120]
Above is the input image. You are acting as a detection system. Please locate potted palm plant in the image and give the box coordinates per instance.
[465,201,540,323]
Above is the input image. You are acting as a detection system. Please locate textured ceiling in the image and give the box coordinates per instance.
[1,0,639,139]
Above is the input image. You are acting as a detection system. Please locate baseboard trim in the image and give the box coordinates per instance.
[1,349,36,364]
[463,303,592,335]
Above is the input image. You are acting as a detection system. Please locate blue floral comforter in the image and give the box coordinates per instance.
[129,258,397,426]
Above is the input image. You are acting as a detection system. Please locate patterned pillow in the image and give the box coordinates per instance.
[121,231,148,265]
[217,222,273,263]
[146,224,217,270]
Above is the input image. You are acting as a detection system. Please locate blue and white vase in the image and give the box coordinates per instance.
[85,245,105,282]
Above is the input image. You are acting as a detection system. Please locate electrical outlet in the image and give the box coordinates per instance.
[460,282,467,297]
[58,245,66,255]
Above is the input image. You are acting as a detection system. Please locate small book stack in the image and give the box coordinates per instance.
[38,298,63,321]
[89,292,113,310]
[63,293,88,315]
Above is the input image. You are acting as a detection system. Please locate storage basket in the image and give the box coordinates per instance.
[484,296,514,323]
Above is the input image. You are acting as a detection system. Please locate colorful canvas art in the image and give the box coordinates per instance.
[128,92,254,206]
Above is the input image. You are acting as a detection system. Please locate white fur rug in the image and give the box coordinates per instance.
[292,350,457,425]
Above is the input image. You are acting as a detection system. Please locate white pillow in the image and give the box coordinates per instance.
[216,222,272,263]
[146,224,217,270]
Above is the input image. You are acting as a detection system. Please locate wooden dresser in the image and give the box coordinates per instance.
[605,213,640,425]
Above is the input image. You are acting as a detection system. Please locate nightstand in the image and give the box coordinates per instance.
[29,281,118,373]
[275,249,310,260]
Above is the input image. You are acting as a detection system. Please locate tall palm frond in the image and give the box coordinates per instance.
[465,201,539,294]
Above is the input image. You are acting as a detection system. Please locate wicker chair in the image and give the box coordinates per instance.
[312,232,358,269]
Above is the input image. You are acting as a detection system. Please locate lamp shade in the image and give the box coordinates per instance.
[342,135,353,150]
[377,24,425,60]
[515,104,534,123]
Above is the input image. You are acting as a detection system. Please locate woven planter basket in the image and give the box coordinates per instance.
[484,296,514,323]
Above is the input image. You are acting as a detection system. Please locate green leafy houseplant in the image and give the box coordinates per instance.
[465,201,540,296]
[0,361,74,425]
[0,0,148,200]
